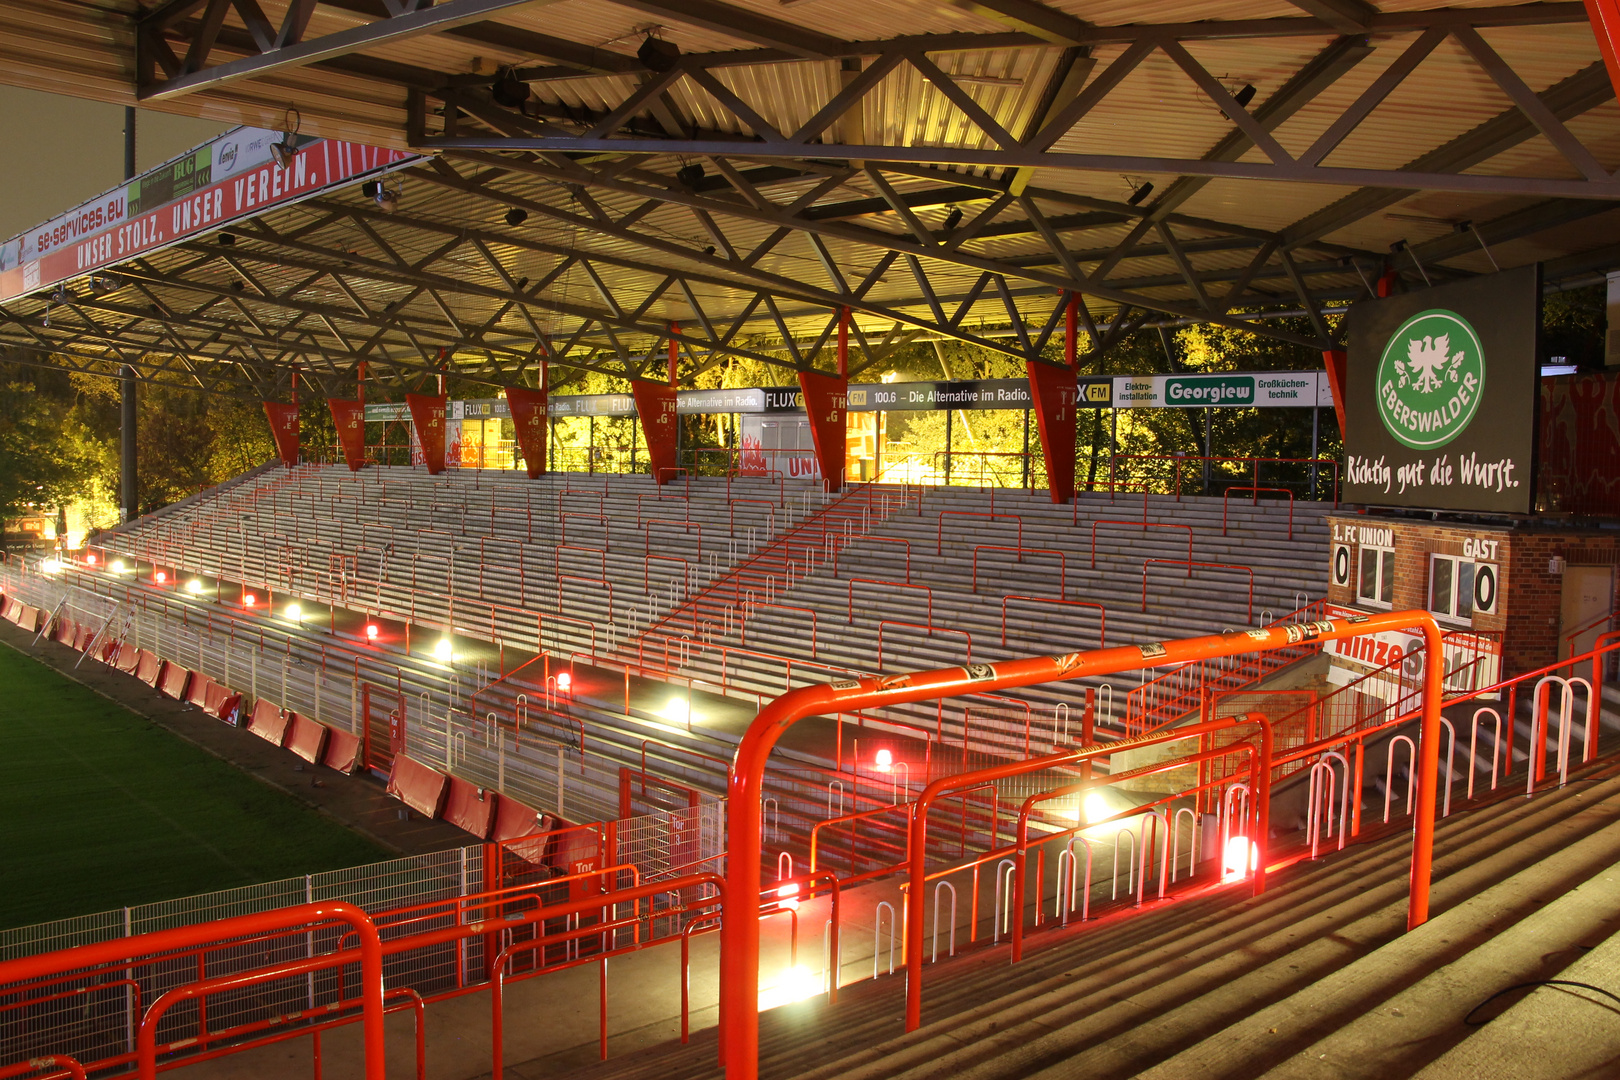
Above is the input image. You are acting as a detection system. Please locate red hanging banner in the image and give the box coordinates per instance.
[1321,348,1348,440]
[1026,361,1077,504]
[798,370,848,492]
[329,399,366,472]
[405,393,448,475]
[630,379,680,484]
[263,401,300,467]
[506,385,549,479]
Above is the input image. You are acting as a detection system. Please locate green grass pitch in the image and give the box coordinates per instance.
[0,641,390,930]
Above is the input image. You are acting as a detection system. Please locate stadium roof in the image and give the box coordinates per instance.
[2,0,1619,398]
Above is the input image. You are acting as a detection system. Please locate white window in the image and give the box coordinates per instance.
[1428,554,1476,623]
[1357,546,1395,607]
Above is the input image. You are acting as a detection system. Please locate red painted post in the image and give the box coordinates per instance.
[668,323,679,385]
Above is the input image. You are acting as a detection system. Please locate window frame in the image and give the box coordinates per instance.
[1427,553,1477,625]
[1356,545,1395,608]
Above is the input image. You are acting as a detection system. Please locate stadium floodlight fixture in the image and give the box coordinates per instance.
[874,748,893,772]
[555,671,572,692]
[85,552,97,566]
[435,638,453,662]
[365,623,379,641]
[154,570,167,584]
[285,602,303,623]
[112,559,127,573]
[186,579,204,594]
[243,592,257,607]
[41,557,63,575]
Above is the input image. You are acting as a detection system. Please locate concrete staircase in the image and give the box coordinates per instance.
[539,751,1620,1080]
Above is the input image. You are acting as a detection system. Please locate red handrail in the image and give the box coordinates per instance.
[0,902,387,1080]
[972,545,1066,599]
[1142,558,1254,622]
[0,1057,87,1080]
[1110,453,1341,505]
[1001,595,1105,648]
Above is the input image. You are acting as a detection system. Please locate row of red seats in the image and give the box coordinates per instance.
[386,752,570,850]
[0,595,41,633]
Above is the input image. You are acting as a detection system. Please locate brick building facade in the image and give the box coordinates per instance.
[1325,514,1620,677]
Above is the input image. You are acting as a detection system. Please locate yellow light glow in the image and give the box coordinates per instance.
[185,579,204,594]
[41,557,63,575]
[758,965,821,1010]
[285,603,303,621]
[434,638,453,662]
[1084,793,1110,824]
[662,697,691,723]
[112,559,127,574]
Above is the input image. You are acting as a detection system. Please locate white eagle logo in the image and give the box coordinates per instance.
[1394,334,1465,394]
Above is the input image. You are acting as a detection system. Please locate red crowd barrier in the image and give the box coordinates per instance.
[1000,595,1105,648]
[936,510,1022,554]
[847,578,932,626]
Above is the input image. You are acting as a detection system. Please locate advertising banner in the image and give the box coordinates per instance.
[629,380,680,483]
[1322,604,1501,697]
[0,128,417,302]
[844,378,1033,412]
[505,386,549,479]
[405,393,448,475]
[329,399,366,471]
[798,370,848,492]
[1341,267,1539,513]
[1112,371,1331,409]
[263,402,300,467]
[1026,361,1077,503]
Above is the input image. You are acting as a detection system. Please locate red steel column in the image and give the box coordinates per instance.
[1587,0,1620,101]
[668,323,679,385]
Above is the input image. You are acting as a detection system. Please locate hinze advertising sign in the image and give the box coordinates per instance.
[1342,266,1538,513]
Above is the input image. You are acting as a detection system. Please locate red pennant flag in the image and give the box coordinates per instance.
[630,380,680,484]
[506,386,549,479]
[405,393,448,475]
[798,370,848,492]
[1026,361,1078,504]
[263,401,300,467]
[329,399,367,472]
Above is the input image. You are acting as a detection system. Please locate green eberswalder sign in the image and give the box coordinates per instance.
[1375,308,1485,449]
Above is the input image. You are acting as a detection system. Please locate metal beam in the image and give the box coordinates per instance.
[140,0,551,100]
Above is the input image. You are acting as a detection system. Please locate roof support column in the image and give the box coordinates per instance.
[120,106,138,523]
[1587,0,1620,101]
